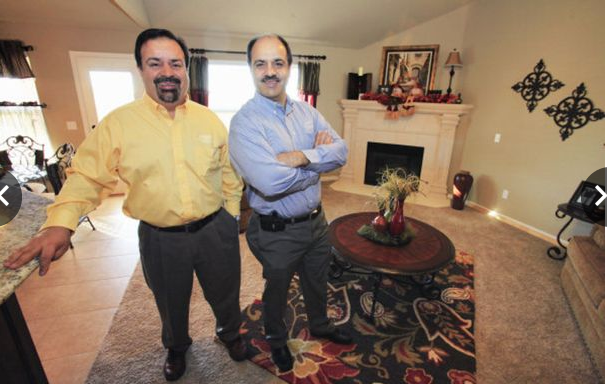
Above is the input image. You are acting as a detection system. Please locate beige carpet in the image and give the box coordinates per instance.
[85,183,601,384]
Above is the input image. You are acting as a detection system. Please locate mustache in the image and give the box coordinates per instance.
[262,75,279,83]
[154,76,181,85]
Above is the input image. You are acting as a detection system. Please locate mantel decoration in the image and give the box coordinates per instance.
[357,168,423,246]
[544,83,605,141]
[511,59,564,112]
[359,91,460,119]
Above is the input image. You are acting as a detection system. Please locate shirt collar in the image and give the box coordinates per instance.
[142,92,189,114]
[253,92,294,115]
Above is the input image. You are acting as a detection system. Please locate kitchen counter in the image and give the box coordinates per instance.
[0,190,50,304]
[0,189,50,384]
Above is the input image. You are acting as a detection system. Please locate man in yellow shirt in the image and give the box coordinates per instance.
[4,28,246,381]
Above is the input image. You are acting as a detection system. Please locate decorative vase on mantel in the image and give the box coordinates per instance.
[389,198,406,237]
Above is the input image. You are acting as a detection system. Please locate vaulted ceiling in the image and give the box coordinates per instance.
[0,0,472,48]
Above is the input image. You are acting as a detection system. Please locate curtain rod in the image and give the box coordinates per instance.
[189,48,326,61]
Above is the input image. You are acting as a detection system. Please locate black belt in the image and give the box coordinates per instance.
[144,209,220,233]
[258,205,322,225]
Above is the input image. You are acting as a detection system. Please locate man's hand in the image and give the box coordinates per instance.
[276,151,310,168]
[276,132,332,168]
[3,227,73,276]
[314,131,333,147]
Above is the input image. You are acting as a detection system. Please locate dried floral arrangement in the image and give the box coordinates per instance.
[358,168,425,246]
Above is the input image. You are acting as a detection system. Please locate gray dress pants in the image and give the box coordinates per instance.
[138,208,241,352]
[246,210,333,349]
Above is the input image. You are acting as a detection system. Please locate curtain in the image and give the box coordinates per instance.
[297,61,320,108]
[0,107,52,156]
[189,54,209,106]
[0,40,34,79]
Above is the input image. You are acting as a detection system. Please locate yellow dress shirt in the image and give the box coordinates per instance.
[43,93,243,231]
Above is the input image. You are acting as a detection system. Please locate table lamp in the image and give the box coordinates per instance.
[445,49,463,96]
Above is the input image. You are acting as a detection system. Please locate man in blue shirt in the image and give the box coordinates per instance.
[229,34,351,372]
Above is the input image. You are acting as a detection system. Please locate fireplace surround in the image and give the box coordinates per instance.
[332,100,473,206]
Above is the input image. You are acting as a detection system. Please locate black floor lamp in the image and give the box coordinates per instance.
[445,49,463,96]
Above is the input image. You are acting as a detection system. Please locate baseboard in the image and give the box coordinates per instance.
[466,201,559,246]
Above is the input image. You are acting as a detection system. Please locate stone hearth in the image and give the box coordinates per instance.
[332,100,473,207]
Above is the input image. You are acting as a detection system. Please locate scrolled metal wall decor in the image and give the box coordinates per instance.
[512,59,564,112]
[544,83,605,141]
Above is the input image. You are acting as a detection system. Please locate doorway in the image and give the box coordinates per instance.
[69,51,143,136]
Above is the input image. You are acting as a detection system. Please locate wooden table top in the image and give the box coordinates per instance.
[328,212,455,276]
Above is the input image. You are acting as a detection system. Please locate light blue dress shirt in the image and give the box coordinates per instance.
[229,93,348,218]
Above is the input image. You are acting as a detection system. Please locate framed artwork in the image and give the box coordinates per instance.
[379,45,439,95]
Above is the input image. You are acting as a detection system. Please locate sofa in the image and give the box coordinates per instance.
[561,224,605,380]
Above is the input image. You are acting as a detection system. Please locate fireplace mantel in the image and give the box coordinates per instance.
[332,100,473,207]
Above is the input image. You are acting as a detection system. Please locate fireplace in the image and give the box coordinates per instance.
[333,100,472,206]
[364,142,424,185]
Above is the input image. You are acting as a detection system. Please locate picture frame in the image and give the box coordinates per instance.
[379,45,440,95]
[568,180,605,210]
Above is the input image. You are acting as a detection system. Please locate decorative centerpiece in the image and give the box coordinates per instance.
[357,168,422,246]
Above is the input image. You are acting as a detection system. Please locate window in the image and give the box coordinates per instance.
[208,61,299,128]
[0,77,52,154]
[89,71,136,122]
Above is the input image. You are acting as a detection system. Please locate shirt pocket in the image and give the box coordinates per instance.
[195,144,221,176]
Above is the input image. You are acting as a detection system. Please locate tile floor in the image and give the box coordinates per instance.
[16,195,138,384]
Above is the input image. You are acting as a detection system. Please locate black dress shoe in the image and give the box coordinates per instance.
[311,328,353,344]
[271,345,293,372]
[224,336,248,361]
[164,349,186,381]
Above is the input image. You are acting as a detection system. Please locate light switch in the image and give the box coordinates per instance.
[66,121,78,131]
[502,189,509,199]
[494,133,501,143]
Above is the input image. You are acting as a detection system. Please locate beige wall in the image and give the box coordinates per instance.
[459,0,604,235]
[0,22,357,147]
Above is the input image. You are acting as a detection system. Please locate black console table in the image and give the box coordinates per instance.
[547,203,594,260]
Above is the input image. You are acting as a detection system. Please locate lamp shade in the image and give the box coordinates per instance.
[445,50,463,67]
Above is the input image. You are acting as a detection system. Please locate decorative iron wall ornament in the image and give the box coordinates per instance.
[512,59,564,112]
[544,83,605,141]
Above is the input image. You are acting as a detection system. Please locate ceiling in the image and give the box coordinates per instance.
[0,0,473,48]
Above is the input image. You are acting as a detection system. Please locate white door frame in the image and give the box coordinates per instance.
[69,51,143,136]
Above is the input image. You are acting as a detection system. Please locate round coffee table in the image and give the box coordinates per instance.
[328,212,455,321]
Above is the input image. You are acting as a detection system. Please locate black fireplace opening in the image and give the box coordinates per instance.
[364,142,424,186]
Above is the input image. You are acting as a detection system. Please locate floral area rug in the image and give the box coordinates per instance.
[240,250,476,384]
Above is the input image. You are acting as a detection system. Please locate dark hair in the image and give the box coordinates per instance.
[246,34,292,66]
[134,28,190,69]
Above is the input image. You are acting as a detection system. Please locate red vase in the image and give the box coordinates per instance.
[372,209,388,233]
[451,170,474,210]
[389,198,405,237]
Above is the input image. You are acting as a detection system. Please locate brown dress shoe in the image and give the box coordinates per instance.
[164,349,186,381]
[224,336,248,361]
